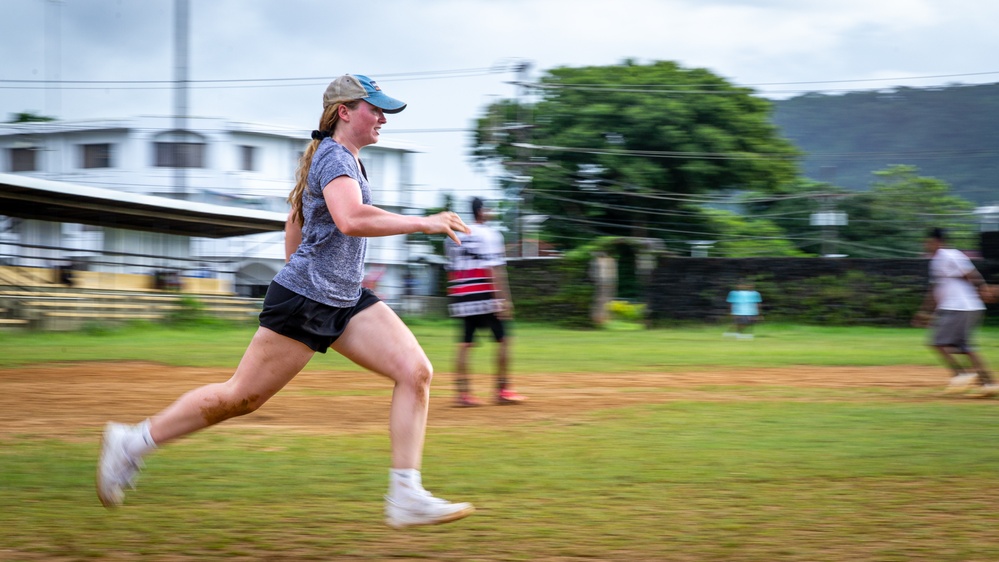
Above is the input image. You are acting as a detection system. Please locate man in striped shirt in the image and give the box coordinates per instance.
[445,197,526,406]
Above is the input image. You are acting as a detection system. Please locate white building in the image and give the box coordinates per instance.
[0,116,436,302]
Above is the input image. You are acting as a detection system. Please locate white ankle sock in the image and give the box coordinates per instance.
[123,419,157,459]
[389,468,422,499]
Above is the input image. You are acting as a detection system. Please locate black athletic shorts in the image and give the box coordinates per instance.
[460,313,507,344]
[258,281,380,353]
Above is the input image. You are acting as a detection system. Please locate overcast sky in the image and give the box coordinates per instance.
[3,0,998,207]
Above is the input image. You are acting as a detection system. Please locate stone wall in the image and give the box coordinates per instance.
[505,256,999,327]
[646,257,999,325]
[506,257,593,327]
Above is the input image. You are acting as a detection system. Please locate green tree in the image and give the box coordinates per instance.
[8,111,55,123]
[836,165,976,256]
[755,166,977,257]
[744,178,849,256]
[701,208,807,257]
[471,60,801,252]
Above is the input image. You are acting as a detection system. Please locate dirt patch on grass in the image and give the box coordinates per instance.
[0,361,965,439]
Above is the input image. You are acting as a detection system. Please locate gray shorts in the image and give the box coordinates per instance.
[931,309,982,353]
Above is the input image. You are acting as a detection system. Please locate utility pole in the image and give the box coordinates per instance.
[810,193,848,257]
[173,0,190,199]
[44,0,63,119]
[513,61,532,258]
[811,167,848,257]
[489,60,536,257]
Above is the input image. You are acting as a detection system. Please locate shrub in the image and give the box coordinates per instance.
[607,300,646,322]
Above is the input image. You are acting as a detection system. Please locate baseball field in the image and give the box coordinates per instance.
[1,321,998,561]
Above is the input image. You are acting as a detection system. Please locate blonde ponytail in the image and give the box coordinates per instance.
[287,100,361,225]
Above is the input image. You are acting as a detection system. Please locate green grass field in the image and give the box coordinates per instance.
[0,320,980,371]
[2,321,998,561]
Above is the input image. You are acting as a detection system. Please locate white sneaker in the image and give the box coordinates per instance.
[974,384,999,397]
[96,422,144,508]
[384,488,475,529]
[945,373,979,393]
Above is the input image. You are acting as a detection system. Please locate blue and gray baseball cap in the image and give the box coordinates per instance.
[323,74,406,114]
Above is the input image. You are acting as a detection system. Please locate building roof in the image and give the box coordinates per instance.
[0,173,287,238]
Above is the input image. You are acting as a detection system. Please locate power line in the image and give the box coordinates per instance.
[512,142,999,162]
[518,70,999,96]
[745,71,999,87]
[527,189,821,219]
[544,70,999,88]
[539,214,938,258]
[510,142,796,161]
[5,65,999,99]
[0,66,514,90]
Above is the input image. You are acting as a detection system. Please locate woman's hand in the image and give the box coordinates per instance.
[424,211,470,244]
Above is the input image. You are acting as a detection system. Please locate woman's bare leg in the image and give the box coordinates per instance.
[331,302,431,469]
[149,327,315,444]
[98,327,315,507]
[333,301,474,528]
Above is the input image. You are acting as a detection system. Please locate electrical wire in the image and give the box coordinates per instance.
[0,66,517,90]
[509,142,999,162]
[518,70,999,96]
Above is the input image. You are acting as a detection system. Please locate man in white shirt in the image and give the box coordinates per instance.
[914,227,997,395]
[445,197,526,406]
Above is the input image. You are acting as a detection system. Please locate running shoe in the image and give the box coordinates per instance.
[974,384,999,397]
[945,373,979,393]
[456,393,484,407]
[497,389,527,405]
[384,489,475,529]
[96,422,143,508]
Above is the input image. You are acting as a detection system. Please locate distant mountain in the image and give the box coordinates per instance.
[770,82,999,205]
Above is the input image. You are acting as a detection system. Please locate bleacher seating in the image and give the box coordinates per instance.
[0,266,262,330]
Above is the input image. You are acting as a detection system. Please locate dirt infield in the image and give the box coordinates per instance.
[0,362,963,439]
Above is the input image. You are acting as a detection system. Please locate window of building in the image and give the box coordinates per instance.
[154,142,205,168]
[81,143,113,169]
[239,145,257,172]
[10,147,37,172]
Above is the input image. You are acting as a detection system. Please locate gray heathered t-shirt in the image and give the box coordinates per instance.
[273,139,370,307]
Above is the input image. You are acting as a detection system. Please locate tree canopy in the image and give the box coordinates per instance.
[470,60,801,253]
[752,165,977,257]
[7,111,56,123]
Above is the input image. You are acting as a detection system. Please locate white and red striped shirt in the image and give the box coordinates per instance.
[445,223,506,317]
